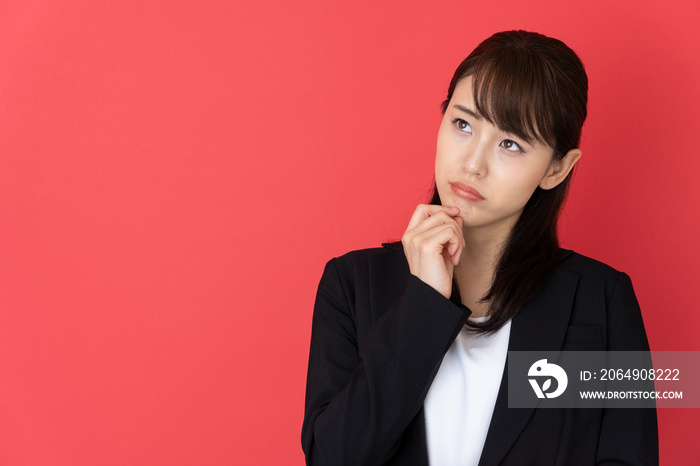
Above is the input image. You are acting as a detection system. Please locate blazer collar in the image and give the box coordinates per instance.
[382,241,581,465]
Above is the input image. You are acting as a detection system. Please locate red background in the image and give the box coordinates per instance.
[1,0,699,464]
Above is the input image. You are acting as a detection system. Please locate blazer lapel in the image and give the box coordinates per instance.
[477,263,580,466]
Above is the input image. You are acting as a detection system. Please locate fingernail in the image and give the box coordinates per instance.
[449,206,459,212]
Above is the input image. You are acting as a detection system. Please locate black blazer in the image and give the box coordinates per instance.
[302,243,659,465]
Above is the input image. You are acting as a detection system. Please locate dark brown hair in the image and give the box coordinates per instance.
[433,30,588,334]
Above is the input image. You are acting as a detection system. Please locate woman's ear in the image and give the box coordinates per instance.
[539,148,582,190]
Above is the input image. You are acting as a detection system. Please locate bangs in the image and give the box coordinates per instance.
[470,51,558,148]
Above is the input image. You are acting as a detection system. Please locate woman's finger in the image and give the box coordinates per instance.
[404,210,465,248]
[406,204,460,231]
[413,224,463,260]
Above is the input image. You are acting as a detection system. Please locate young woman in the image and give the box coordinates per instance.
[302,30,658,465]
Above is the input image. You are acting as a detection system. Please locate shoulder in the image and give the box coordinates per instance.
[335,240,403,259]
[319,241,410,305]
[557,249,623,281]
[329,241,407,275]
[558,251,650,351]
[556,249,637,307]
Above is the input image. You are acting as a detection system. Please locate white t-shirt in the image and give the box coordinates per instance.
[424,317,512,466]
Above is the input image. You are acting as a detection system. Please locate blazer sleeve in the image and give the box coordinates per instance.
[302,257,470,466]
[596,272,659,465]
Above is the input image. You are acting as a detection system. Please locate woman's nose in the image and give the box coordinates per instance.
[463,140,488,177]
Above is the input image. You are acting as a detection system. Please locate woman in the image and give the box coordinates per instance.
[302,30,658,465]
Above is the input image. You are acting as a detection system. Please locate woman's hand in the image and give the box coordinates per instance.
[401,204,465,299]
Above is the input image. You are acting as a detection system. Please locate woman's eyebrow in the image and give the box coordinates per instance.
[453,104,483,120]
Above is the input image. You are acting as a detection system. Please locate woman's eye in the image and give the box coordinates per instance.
[453,118,472,132]
[500,139,523,153]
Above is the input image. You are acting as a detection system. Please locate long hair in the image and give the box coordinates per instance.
[436,30,588,334]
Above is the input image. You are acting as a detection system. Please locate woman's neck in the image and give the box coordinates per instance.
[456,222,511,274]
[452,223,512,317]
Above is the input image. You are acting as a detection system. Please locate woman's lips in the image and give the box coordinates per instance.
[450,182,485,201]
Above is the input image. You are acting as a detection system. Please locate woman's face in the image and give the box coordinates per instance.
[435,77,558,236]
